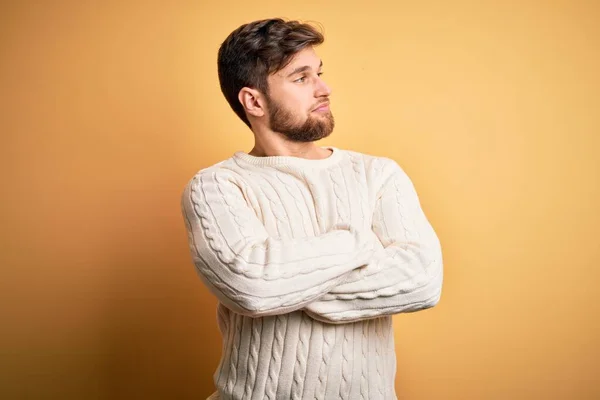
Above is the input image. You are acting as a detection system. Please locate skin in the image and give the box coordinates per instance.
[238,46,334,160]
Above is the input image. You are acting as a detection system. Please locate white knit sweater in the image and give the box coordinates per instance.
[181,146,443,400]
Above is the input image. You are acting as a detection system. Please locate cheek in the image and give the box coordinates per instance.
[299,95,315,115]
[273,85,313,117]
[284,97,308,118]
[282,85,313,110]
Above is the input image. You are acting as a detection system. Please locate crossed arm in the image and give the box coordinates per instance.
[304,161,443,323]
[180,160,442,321]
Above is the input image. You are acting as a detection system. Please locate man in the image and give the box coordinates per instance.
[181,18,443,400]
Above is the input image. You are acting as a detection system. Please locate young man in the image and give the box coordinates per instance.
[181,18,443,400]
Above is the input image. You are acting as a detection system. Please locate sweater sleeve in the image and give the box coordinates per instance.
[304,160,443,324]
[180,168,374,318]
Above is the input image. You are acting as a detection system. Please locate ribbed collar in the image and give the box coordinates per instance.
[233,146,343,169]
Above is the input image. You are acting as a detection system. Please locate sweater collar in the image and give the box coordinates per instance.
[233,146,342,169]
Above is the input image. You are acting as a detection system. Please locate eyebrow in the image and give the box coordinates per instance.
[286,60,323,78]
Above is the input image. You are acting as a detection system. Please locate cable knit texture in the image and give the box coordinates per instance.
[181,146,443,400]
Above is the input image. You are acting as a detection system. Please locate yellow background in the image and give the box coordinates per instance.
[2,1,599,399]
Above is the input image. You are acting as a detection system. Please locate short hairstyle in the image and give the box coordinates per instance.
[217,18,324,128]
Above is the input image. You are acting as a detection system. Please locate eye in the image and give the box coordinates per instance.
[317,72,324,77]
[294,76,307,83]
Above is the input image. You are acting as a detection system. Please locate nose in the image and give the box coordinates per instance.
[315,76,332,97]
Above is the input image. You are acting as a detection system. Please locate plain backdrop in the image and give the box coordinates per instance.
[1,1,599,399]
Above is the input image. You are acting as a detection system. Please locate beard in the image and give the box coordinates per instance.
[266,96,335,143]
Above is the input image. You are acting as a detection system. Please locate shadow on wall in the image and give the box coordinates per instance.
[99,172,223,399]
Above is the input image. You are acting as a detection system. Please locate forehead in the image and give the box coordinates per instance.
[274,46,321,77]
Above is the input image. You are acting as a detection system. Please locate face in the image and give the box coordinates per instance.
[265,47,334,142]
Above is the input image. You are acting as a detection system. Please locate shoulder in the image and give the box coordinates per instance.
[340,147,402,172]
[185,156,245,185]
[181,157,247,204]
[339,147,408,186]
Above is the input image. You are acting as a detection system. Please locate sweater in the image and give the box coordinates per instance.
[180,145,443,400]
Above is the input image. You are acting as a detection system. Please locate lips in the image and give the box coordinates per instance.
[313,102,330,111]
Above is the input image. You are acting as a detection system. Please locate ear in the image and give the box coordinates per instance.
[238,87,265,118]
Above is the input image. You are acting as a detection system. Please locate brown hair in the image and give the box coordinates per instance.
[217,18,324,128]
